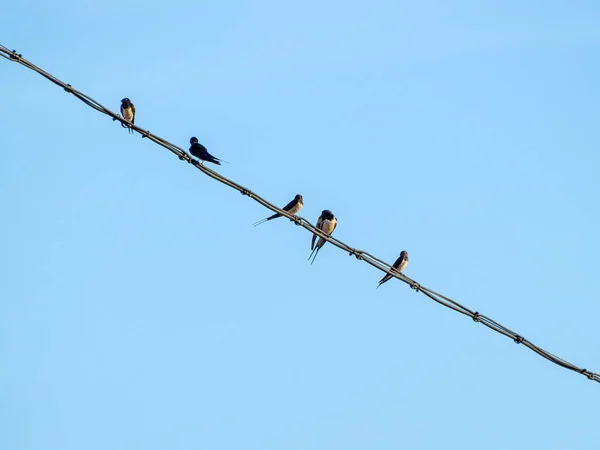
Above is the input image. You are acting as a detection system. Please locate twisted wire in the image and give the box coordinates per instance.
[2,44,598,384]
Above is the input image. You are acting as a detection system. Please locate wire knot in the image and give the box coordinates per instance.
[411,282,421,292]
[10,50,22,61]
[514,335,524,344]
[472,311,480,322]
[349,249,364,260]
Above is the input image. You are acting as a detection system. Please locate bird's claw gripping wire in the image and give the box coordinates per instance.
[240,189,250,196]
[10,50,21,61]
[411,282,421,292]
[292,216,302,226]
[142,130,150,139]
[472,311,481,322]
[64,84,73,93]
[514,335,524,344]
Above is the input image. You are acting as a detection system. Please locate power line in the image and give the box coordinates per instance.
[2,44,598,384]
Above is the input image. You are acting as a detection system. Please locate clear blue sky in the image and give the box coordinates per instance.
[2,1,599,449]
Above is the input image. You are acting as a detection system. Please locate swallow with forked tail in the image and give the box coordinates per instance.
[377,251,408,288]
[253,195,303,226]
[308,210,337,264]
[189,137,224,165]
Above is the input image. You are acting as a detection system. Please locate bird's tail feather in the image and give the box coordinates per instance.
[309,247,321,265]
[253,214,279,226]
[377,274,391,287]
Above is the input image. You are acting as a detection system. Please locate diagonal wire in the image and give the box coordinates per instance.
[2,44,598,384]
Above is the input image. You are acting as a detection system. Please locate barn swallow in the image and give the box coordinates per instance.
[189,137,223,165]
[377,251,408,288]
[120,98,135,133]
[310,210,330,251]
[308,210,337,264]
[253,195,303,226]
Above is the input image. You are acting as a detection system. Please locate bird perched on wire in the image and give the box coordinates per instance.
[253,194,303,227]
[377,250,408,288]
[189,137,225,166]
[120,98,135,133]
[308,210,337,264]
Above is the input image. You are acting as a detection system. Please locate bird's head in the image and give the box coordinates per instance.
[295,194,303,202]
[121,98,131,105]
[321,209,331,217]
[400,250,408,258]
[190,137,199,145]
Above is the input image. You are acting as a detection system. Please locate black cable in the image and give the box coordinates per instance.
[2,44,597,385]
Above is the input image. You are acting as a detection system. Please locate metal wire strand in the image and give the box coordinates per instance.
[2,44,597,385]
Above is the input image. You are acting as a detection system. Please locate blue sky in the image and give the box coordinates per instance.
[2,1,600,449]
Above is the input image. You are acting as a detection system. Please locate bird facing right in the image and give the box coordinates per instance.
[189,137,223,166]
[377,250,408,288]
[253,194,303,226]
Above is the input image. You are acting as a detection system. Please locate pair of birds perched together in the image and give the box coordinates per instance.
[119,99,407,284]
[253,194,409,286]
[118,98,225,165]
[254,196,336,264]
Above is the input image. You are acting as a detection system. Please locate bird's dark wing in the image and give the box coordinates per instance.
[204,151,222,165]
[311,215,323,250]
[189,143,205,159]
[392,255,403,269]
[281,197,298,212]
[131,104,135,124]
[378,273,392,286]
[120,104,126,127]
[253,199,294,225]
